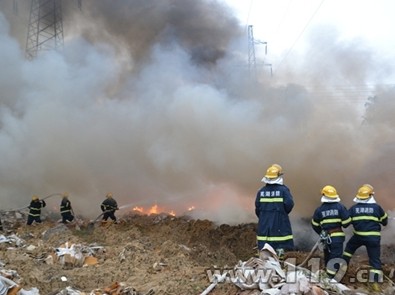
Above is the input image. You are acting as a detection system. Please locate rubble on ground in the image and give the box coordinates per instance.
[200,244,370,295]
[0,212,394,294]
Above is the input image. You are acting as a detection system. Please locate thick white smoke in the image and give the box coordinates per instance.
[0,1,394,228]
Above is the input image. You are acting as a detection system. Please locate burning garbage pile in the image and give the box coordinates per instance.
[0,210,394,294]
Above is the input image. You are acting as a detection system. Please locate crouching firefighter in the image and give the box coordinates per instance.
[311,185,351,280]
[342,184,388,292]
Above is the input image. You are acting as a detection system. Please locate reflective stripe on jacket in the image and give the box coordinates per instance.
[349,203,387,238]
[101,198,118,212]
[28,200,46,217]
[60,198,72,214]
[311,202,351,240]
[255,183,294,248]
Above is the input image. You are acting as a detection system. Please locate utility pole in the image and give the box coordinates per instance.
[25,0,64,60]
[247,25,272,80]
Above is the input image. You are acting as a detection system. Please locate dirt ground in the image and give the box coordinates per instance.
[0,212,394,294]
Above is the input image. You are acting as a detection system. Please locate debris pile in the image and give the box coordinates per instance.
[0,234,25,248]
[201,243,395,294]
[45,242,102,267]
[0,211,26,233]
[0,213,394,294]
[51,282,154,295]
[0,273,39,295]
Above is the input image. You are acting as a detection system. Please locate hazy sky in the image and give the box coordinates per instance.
[0,0,394,228]
[223,0,395,78]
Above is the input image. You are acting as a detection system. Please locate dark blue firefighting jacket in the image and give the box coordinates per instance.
[348,203,388,239]
[255,183,294,249]
[28,200,46,217]
[60,198,72,215]
[101,198,118,212]
[311,202,351,241]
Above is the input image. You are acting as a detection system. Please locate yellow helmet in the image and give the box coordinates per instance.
[106,192,113,198]
[356,185,374,199]
[272,164,283,175]
[265,165,281,179]
[362,183,374,192]
[32,195,39,201]
[63,192,69,198]
[321,185,339,199]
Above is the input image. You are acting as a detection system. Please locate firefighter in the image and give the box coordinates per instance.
[60,192,74,223]
[311,185,351,280]
[27,195,46,225]
[255,164,294,255]
[342,184,388,292]
[101,193,119,223]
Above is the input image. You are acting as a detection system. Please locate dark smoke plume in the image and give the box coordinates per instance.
[0,1,394,231]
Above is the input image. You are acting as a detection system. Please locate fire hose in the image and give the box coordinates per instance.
[298,230,331,267]
[199,273,228,295]
[87,203,140,232]
[89,208,118,226]
[2,193,63,212]
[0,193,63,231]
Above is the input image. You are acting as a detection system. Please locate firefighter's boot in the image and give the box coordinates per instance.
[370,282,381,293]
[276,248,285,261]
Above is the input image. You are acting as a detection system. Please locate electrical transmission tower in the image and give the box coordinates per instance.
[24,0,81,60]
[247,25,272,79]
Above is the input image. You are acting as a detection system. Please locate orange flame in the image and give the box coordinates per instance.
[148,204,158,214]
[132,204,177,216]
[132,206,143,213]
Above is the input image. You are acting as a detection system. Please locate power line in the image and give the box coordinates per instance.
[274,0,326,74]
[245,0,253,27]
[272,0,293,43]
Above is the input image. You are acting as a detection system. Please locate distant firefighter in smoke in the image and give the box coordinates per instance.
[60,192,75,223]
[27,195,46,225]
[255,164,294,256]
[311,185,351,280]
[342,184,388,292]
[100,192,119,223]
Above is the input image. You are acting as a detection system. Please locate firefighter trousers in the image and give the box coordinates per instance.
[343,235,382,282]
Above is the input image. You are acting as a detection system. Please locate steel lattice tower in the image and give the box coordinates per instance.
[25,0,64,60]
[247,25,271,79]
[247,25,257,77]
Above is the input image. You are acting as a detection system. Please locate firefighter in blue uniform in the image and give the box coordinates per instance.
[342,184,388,292]
[255,164,294,255]
[101,192,119,223]
[311,185,351,279]
[60,192,75,223]
[27,195,46,225]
